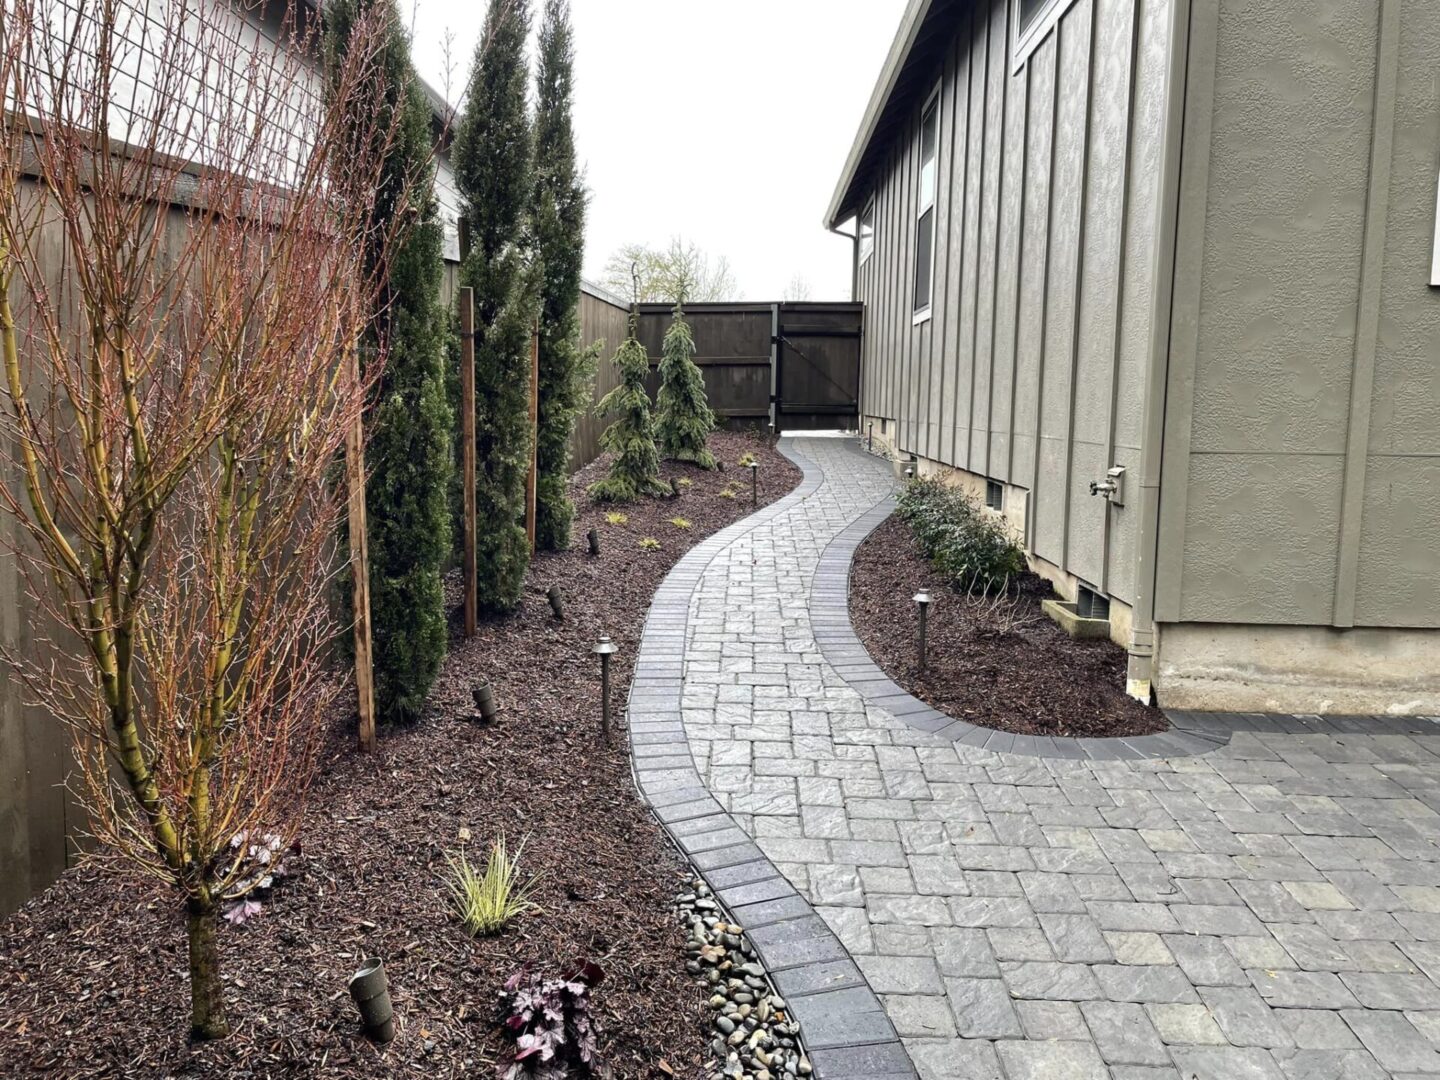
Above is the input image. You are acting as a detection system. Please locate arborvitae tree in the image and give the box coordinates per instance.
[589,316,670,502]
[453,0,535,612]
[326,0,452,722]
[655,300,717,468]
[532,0,591,550]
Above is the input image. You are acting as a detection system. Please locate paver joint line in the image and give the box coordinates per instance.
[628,434,1440,1080]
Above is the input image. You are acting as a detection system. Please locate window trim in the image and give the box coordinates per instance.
[859,197,876,265]
[912,82,941,324]
[1431,165,1440,287]
[1011,0,1081,74]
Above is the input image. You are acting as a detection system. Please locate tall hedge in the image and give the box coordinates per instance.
[532,0,591,551]
[325,0,451,723]
[655,301,716,469]
[453,0,535,613]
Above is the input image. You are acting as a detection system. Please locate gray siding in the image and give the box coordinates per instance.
[1156,0,1440,629]
[856,0,1174,605]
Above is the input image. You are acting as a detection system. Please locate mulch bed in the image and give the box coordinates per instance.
[0,430,801,1080]
[849,516,1166,739]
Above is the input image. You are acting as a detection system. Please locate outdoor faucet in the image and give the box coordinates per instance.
[1089,466,1126,505]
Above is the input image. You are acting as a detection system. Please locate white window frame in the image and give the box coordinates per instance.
[859,197,875,265]
[1012,0,1082,73]
[912,83,941,325]
[1431,164,1440,286]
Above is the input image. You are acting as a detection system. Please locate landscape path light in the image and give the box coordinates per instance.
[593,635,619,741]
[472,681,498,723]
[914,590,932,672]
[586,527,600,557]
[348,957,395,1043]
[749,460,759,507]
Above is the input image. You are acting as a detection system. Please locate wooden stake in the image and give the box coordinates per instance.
[525,319,539,552]
[346,341,377,753]
[460,287,477,639]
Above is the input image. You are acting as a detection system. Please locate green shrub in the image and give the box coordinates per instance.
[445,834,540,937]
[655,301,716,468]
[896,478,1024,593]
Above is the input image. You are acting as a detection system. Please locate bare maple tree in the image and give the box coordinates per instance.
[0,0,405,1039]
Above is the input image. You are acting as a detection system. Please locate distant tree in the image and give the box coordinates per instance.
[783,273,813,301]
[327,0,452,724]
[588,317,670,502]
[601,237,739,304]
[532,0,592,551]
[453,0,536,613]
[655,301,716,469]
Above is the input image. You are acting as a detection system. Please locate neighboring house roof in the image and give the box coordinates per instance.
[825,0,968,230]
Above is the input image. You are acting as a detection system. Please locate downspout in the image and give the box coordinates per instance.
[829,219,862,428]
[1127,0,1193,704]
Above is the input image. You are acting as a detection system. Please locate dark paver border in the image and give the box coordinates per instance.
[626,437,918,1080]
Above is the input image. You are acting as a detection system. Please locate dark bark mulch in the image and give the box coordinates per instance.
[849,516,1167,739]
[0,430,801,1080]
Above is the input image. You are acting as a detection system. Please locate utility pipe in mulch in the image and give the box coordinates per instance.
[0,430,801,1080]
[850,515,1166,739]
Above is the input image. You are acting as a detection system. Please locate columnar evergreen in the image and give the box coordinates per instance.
[453,0,536,612]
[326,0,452,722]
[532,0,591,551]
[655,300,717,468]
[588,317,670,502]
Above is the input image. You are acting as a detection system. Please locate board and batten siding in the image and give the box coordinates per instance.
[1156,0,1440,631]
[855,0,1174,607]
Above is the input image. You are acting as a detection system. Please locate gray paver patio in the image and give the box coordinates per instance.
[634,435,1440,1080]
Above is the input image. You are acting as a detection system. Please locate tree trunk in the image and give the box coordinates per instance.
[187,896,229,1041]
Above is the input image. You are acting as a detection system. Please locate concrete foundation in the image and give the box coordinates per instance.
[1155,623,1440,716]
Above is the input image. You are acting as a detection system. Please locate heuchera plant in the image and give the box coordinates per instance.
[497,961,609,1080]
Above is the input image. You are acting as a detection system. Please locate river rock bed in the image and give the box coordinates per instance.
[677,880,813,1080]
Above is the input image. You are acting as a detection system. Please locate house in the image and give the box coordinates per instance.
[827,0,1440,714]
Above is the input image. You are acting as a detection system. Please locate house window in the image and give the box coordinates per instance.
[859,199,875,264]
[986,480,1003,511]
[1012,0,1081,71]
[913,92,939,317]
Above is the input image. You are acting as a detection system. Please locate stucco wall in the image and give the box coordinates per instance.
[855,0,1175,609]
[1156,0,1440,631]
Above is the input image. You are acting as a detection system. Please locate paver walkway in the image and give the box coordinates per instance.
[630,436,1440,1080]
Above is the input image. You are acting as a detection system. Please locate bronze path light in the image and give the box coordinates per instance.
[914,590,932,672]
[472,682,498,724]
[749,460,759,507]
[593,635,619,741]
[587,528,600,557]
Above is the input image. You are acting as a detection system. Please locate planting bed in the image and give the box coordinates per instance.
[849,515,1166,739]
[0,430,801,1080]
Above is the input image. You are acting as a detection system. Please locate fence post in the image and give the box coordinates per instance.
[525,319,539,552]
[460,287,477,639]
[346,339,377,752]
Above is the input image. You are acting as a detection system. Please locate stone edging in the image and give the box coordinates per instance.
[626,439,918,1080]
[789,438,1236,762]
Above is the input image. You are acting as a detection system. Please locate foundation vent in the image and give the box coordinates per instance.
[1076,583,1110,622]
[985,480,1003,511]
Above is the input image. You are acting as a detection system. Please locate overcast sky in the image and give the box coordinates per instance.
[410,0,908,301]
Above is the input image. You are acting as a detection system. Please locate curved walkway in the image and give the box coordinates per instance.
[631,435,1440,1080]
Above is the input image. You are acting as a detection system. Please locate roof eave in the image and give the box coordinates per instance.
[824,0,937,230]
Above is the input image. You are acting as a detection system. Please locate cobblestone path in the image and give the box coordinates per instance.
[631,435,1440,1080]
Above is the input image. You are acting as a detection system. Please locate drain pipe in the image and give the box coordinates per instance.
[1127,0,1193,705]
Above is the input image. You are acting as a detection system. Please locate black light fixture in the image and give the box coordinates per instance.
[472,682,498,723]
[868,422,874,452]
[913,590,932,671]
[587,528,600,557]
[592,635,619,741]
[748,460,759,507]
[547,585,565,620]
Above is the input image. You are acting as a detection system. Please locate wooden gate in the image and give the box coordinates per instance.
[771,302,863,433]
[632,300,863,435]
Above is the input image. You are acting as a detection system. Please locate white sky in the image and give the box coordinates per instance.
[410,0,909,301]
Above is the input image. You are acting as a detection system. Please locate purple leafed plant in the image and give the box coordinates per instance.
[497,961,609,1080]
